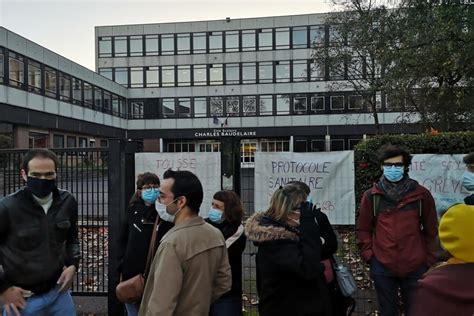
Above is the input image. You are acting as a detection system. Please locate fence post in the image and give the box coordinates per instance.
[220,137,241,195]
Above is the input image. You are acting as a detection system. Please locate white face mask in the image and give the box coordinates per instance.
[155,197,182,223]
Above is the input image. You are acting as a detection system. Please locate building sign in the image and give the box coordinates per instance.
[194,129,257,138]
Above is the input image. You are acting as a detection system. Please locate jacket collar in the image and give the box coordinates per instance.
[371,178,424,199]
[245,212,299,243]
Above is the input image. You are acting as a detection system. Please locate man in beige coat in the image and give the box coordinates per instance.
[139,169,232,316]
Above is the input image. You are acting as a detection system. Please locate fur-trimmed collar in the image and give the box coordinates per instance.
[245,212,299,243]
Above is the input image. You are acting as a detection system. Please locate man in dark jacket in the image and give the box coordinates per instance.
[356,145,438,316]
[0,149,80,316]
[462,153,474,205]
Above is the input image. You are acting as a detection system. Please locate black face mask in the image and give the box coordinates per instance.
[27,176,56,198]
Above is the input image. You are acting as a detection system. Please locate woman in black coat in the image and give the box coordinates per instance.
[206,190,246,316]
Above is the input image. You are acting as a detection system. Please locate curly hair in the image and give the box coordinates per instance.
[213,190,245,224]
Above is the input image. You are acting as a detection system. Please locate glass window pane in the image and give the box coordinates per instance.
[130,67,144,88]
[114,68,129,87]
[9,53,24,87]
[209,32,223,53]
[225,31,239,52]
[292,27,307,48]
[225,63,240,84]
[94,87,103,110]
[311,95,325,112]
[145,66,159,87]
[310,60,325,81]
[259,62,273,83]
[177,33,190,54]
[293,60,308,82]
[276,95,290,115]
[0,52,3,83]
[28,60,41,93]
[243,96,257,116]
[310,25,325,47]
[329,25,343,45]
[162,98,175,118]
[330,95,344,110]
[275,28,289,49]
[349,95,364,109]
[193,65,207,85]
[275,61,290,83]
[72,78,82,104]
[161,34,175,55]
[178,98,191,117]
[103,91,111,113]
[259,95,273,115]
[210,97,223,116]
[130,35,143,56]
[242,62,256,84]
[67,136,77,148]
[177,65,191,86]
[83,82,93,107]
[59,73,71,101]
[99,37,112,57]
[242,30,256,51]
[53,135,64,148]
[99,68,113,80]
[193,32,207,53]
[161,66,175,87]
[331,139,345,151]
[112,94,119,115]
[145,35,159,56]
[114,36,127,57]
[293,96,307,114]
[258,29,273,50]
[226,96,240,116]
[194,97,207,117]
[44,67,56,98]
[130,100,144,119]
[210,64,223,85]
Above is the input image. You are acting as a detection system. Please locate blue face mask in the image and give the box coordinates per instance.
[142,188,160,204]
[462,171,474,191]
[383,166,405,182]
[208,207,224,223]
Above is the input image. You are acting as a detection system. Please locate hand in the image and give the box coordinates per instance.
[57,265,77,293]
[0,286,28,316]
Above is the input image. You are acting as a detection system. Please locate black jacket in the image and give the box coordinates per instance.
[313,207,338,260]
[0,187,80,295]
[245,209,329,316]
[465,194,474,205]
[118,200,173,281]
[206,219,246,298]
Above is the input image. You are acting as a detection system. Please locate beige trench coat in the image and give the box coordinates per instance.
[139,216,232,316]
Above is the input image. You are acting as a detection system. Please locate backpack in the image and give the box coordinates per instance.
[372,194,424,231]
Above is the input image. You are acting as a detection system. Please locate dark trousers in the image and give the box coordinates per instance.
[370,257,427,316]
[209,295,242,316]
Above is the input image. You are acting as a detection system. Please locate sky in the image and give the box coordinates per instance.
[0,0,334,71]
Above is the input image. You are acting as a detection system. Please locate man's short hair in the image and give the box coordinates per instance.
[21,149,59,173]
[377,145,412,167]
[463,153,474,165]
[163,169,203,214]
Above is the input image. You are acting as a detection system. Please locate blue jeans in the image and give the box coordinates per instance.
[2,285,75,316]
[370,257,427,316]
[209,295,242,316]
[125,303,138,316]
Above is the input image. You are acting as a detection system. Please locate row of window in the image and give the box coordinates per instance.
[97,25,338,58]
[0,48,127,118]
[128,93,384,119]
[52,134,108,148]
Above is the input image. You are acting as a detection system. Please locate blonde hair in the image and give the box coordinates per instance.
[265,185,305,221]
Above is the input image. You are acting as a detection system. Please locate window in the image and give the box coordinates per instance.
[259,62,273,83]
[59,73,71,101]
[329,25,344,45]
[114,36,127,57]
[111,94,119,115]
[9,53,24,87]
[161,66,175,87]
[194,97,207,117]
[29,132,48,148]
[243,96,257,116]
[258,29,273,50]
[242,30,256,51]
[0,50,3,83]
[193,33,207,53]
[120,98,127,118]
[193,65,207,85]
[276,95,290,115]
[83,82,93,107]
[100,140,108,147]
[329,49,345,80]
[28,60,41,93]
[99,37,112,57]
[177,65,191,86]
[177,33,190,54]
[294,139,308,152]
[145,35,159,56]
[53,134,64,148]
[198,142,220,153]
[330,139,345,151]
[161,34,175,55]
[275,61,290,83]
[210,97,223,116]
[260,139,290,152]
[72,77,82,105]
[293,96,307,114]
[275,28,289,49]
[114,68,128,87]
[226,96,240,116]
[130,36,143,56]
[311,139,326,152]
[310,60,325,81]
[94,87,103,111]
[348,55,364,79]
[99,68,113,80]
[310,25,325,47]
[311,95,325,112]
[209,32,223,53]
[167,141,195,153]
[225,63,240,84]
[145,66,159,87]
[259,95,273,115]
[44,66,57,98]
[178,98,191,117]
[79,137,88,148]
[103,91,111,113]
[67,136,77,148]
[225,31,239,52]
[292,26,308,48]
[210,64,223,85]
[129,100,144,119]
[242,62,256,84]
[330,95,344,110]
[348,95,364,110]
[130,67,144,88]
[241,140,257,165]
[293,60,308,82]
[349,138,363,150]
[162,98,175,118]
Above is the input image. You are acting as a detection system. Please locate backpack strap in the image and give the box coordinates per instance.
[419,199,424,231]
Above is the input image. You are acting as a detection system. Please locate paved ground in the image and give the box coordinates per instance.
[74,296,109,315]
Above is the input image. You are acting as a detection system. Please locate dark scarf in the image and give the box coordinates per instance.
[206,219,240,239]
[379,174,416,202]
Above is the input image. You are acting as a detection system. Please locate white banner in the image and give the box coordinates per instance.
[254,151,355,225]
[135,153,221,217]
[410,154,469,216]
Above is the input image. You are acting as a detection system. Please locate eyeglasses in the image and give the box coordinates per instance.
[141,185,160,192]
[382,163,405,168]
